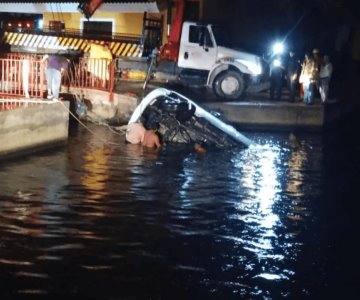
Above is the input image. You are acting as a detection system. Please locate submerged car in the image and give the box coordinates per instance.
[128,88,255,148]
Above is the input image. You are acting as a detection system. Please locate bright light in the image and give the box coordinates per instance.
[18,23,22,27]
[38,19,43,29]
[273,42,284,55]
[247,62,262,75]
[273,59,281,67]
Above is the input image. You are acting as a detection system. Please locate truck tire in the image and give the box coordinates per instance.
[213,70,245,100]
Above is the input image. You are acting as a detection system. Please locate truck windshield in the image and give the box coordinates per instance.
[211,25,232,47]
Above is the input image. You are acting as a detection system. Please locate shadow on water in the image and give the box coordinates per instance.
[0,115,359,299]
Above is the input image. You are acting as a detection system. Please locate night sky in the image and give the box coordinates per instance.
[203,0,359,59]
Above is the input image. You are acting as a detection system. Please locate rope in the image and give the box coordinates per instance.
[39,55,129,147]
[58,100,125,146]
[0,96,127,146]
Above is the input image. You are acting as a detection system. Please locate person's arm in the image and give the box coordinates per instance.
[41,54,49,63]
[60,57,69,73]
[154,134,161,148]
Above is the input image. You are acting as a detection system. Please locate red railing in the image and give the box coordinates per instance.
[68,57,115,92]
[0,54,115,99]
[0,55,44,98]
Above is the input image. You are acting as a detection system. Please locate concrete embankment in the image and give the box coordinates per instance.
[0,101,70,159]
[67,87,139,124]
[204,98,349,131]
[1,76,357,160]
[114,81,352,131]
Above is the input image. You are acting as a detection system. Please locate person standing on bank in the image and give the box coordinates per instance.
[42,54,69,101]
[299,52,317,105]
[319,55,333,104]
[312,48,324,97]
[269,54,284,101]
[285,50,300,102]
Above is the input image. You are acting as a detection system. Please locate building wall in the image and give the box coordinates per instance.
[43,12,145,35]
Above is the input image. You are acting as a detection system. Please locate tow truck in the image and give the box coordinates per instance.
[0,0,265,101]
[77,0,265,100]
[155,21,264,100]
[116,0,265,100]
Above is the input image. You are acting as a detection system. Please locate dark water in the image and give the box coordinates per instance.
[0,118,359,299]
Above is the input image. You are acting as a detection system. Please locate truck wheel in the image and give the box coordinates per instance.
[213,71,245,100]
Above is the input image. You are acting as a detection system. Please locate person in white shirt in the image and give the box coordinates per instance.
[319,55,333,104]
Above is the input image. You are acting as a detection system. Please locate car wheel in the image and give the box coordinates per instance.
[213,70,245,100]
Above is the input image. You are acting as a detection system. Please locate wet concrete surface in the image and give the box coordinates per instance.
[114,79,343,131]
[115,78,324,105]
[115,79,216,103]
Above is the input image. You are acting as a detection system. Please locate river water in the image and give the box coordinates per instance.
[0,115,359,299]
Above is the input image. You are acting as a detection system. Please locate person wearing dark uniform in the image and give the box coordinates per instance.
[285,51,300,102]
[269,54,284,101]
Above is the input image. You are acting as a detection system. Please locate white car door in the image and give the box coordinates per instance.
[178,25,217,71]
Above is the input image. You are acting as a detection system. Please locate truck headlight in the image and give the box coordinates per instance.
[247,62,262,75]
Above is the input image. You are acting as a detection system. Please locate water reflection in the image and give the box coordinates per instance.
[0,124,353,299]
[82,147,110,201]
[231,144,285,280]
[286,133,308,198]
[226,132,312,286]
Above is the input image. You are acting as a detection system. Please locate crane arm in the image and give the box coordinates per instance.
[159,0,184,61]
[78,0,104,20]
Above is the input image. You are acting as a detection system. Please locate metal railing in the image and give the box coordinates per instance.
[0,54,115,99]
[0,55,44,98]
[68,57,115,92]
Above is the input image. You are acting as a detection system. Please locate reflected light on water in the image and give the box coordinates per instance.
[255,148,281,229]
[286,134,308,197]
[233,144,285,279]
[82,147,110,201]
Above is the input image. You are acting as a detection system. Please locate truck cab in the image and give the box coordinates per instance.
[177,21,264,100]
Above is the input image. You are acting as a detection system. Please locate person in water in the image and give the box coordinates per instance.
[125,122,161,148]
[125,122,206,153]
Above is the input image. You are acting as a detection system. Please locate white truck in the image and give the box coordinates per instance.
[173,21,264,100]
[119,20,265,101]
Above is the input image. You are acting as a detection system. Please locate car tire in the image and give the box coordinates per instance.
[213,70,245,100]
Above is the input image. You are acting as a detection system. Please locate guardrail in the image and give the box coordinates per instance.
[0,55,44,98]
[0,54,115,99]
[68,58,115,92]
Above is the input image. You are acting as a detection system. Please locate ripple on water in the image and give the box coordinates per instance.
[0,125,356,298]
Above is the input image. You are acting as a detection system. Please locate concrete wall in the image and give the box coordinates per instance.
[0,101,69,158]
[205,101,326,130]
[68,88,139,124]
